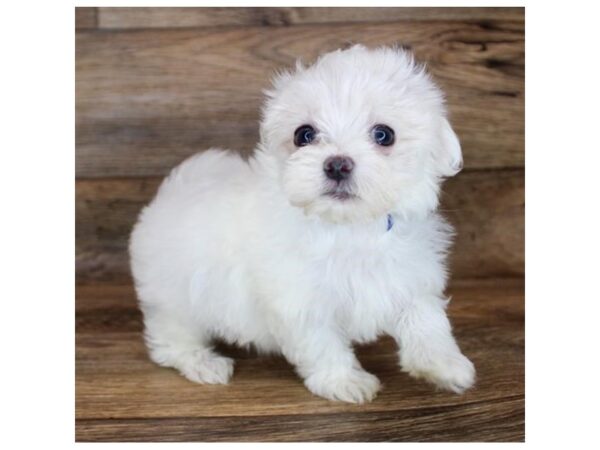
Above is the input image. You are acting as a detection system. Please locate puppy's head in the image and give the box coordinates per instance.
[260,45,462,223]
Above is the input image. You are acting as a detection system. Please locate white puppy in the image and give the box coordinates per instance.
[129,45,475,403]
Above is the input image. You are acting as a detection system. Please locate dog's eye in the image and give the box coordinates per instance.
[294,125,317,147]
[371,124,395,146]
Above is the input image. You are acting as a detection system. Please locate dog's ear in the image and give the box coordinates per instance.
[264,69,292,99]
[264,59,305,99]
[434,117,463,177]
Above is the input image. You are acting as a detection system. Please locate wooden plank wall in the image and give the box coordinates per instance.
[75,7,524,283]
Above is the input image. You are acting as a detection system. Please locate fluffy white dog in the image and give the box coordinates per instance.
[129,45,475,403]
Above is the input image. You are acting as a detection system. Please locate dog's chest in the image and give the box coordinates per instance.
[302,230,412,303]
[300,237,404,341]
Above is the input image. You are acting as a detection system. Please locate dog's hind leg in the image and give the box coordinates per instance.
[141,305,234,384]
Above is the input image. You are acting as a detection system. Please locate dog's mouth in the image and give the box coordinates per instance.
[323,189,357,201]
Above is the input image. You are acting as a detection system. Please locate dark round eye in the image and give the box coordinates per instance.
[371,124,395,146]
[294,125,317,147]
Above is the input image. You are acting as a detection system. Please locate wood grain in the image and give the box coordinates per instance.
[75,169,524,283]
[97,7,524,29]
[76,20,524,177]
[76,7,97,30]
[76,398,524,442]
[75,278,524,441]
[444,169,524,278]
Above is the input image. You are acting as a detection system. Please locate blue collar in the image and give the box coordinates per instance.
[386,214,394,232]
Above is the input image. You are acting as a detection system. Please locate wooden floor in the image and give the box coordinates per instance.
[75,278,524,442]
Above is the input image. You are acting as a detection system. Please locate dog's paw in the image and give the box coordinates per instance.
[178,350,235,385]
[304,367,381,404]
[403,352,475,394]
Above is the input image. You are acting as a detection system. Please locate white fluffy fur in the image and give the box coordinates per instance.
[129,45,475,403]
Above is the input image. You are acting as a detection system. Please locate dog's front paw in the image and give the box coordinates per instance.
[178,350,235,385]
[304,367,381,404]
[403,352,475,394]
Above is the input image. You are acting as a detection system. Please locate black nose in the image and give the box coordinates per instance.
[323,156,354,182]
